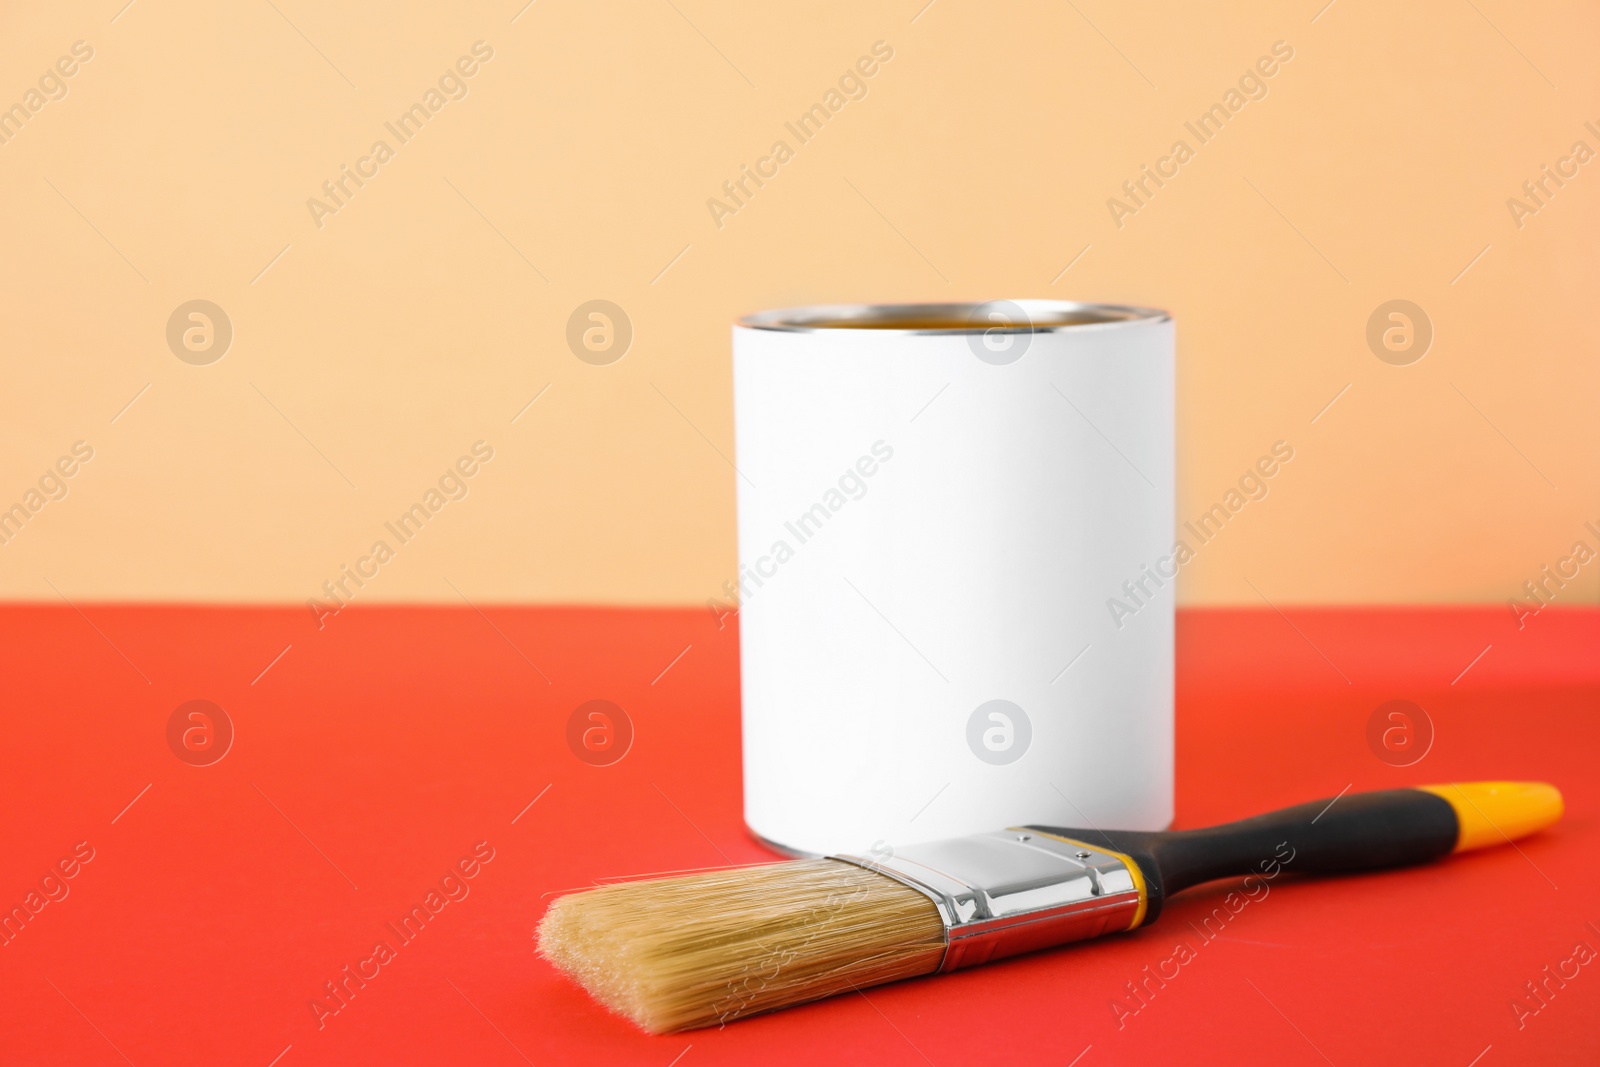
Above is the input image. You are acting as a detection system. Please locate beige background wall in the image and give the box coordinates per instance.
[1,1,1596,609]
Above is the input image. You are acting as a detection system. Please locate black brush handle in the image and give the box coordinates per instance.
[1025,788,1458,924]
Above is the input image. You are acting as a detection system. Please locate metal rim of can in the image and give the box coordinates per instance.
[734,300,1171,334]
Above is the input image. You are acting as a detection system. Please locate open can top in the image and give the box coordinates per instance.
[736,300,1170,334]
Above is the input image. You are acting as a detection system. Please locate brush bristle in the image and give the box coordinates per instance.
[537,858,946,1033]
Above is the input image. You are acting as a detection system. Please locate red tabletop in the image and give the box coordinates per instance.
[2,603,1595,1065]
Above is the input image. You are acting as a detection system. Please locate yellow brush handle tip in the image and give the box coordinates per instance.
[1415,781,1563,852]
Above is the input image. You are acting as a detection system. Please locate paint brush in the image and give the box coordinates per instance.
[537,781,1561,1032]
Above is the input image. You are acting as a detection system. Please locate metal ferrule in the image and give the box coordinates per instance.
[834,830,1143,972]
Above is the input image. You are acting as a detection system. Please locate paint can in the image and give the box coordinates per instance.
[732,301,1174,856]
